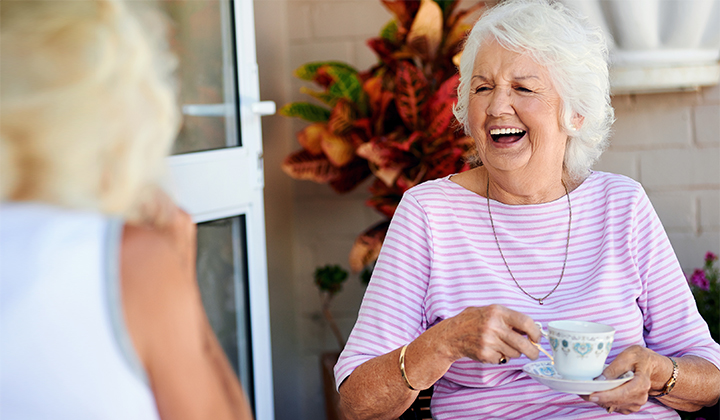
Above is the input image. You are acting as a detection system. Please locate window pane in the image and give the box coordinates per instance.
[159,0,240,154]
[196,216,253,403]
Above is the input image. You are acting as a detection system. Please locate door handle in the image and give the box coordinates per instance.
[251,101,276,116]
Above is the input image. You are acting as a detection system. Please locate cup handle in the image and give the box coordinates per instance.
[535,321,548,338]
[532,322,554,362]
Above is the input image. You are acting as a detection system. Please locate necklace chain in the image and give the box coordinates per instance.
[486,179,572,305]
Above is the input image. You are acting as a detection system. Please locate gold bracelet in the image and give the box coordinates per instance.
[399,344,418,391]
[656,357,678,397]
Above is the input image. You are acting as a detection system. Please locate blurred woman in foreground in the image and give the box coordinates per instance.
[0,1,254,419]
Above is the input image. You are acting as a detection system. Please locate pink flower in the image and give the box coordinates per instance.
[705,251,718,263]
[690,269,710,291]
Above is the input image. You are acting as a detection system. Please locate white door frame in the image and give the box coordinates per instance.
[165,0,275,418]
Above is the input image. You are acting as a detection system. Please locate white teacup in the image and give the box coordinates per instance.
[535,320,615,381]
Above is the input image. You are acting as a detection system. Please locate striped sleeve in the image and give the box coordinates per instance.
[334,191,433,388]
[632,187,720,368]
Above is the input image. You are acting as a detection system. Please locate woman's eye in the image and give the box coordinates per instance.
[474,86,490,93]
[516,86,533,93]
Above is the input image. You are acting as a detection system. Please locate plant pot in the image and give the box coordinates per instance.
[321,351,347,420]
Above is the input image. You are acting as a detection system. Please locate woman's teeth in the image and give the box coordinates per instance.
[490,128,526,142]
[490,128,525,135]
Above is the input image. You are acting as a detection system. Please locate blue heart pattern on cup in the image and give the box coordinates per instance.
[557,339,612,358]
[550,338,559,350]
[574,342,592,357]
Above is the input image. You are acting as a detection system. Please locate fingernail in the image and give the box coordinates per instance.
[590,397,599,402]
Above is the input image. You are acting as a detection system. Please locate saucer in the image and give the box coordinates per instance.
[522,361,634,395]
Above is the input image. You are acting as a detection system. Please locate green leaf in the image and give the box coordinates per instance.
[279,102,331,122]
[326,67,363,104]
[379,19,399,42]
[299,87,338,107]
[294,61,357,81]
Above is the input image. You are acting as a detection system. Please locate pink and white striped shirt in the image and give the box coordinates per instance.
[335,171,720,419]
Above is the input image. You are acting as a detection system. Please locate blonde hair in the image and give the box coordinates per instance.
[0,0,179,219]
[453,0,614,181]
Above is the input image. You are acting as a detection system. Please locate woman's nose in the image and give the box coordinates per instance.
[486,88,514,117]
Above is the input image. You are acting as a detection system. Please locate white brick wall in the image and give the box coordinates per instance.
[700,190,720,230]
[611,105,693,148]
[695,105,720,146]
[639,148,720,188]
[256,1,720,418]
[596,88,720,271]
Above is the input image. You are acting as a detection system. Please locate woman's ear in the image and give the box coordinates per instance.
[570,113,585,131]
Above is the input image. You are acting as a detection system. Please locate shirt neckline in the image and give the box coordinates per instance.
[441,171,598,209]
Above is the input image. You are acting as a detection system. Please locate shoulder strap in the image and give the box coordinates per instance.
[104,218,150,385]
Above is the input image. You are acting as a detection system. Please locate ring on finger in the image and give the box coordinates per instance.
[498,354,508,365]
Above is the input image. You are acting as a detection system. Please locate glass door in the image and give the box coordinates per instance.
[155,1,274,418]
[195,215,254,401]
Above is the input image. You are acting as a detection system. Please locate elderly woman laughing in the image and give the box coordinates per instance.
[334,1,720,419]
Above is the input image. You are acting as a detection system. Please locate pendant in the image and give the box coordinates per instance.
[539,299,544,305]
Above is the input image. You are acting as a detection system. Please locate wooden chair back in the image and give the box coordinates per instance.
[399,386,434,420]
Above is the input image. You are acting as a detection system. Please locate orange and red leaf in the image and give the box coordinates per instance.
[425,74,459,138]
[281,149,340,183]
[349,220,391,272]
[395,61,429,130]
[380,0,420,30]
[297,123,326,155]
[321,131,355,167]
[328,158,372,193]
[328,99,357,135]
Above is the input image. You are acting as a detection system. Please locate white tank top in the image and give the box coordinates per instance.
[0,203,160,420]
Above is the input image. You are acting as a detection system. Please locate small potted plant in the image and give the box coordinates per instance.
[315,264,350,349]
[314,264,350,420]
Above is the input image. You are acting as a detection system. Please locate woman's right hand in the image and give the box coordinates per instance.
[439,304,542,364]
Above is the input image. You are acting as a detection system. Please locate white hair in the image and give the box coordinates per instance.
[0,0,179,219]
[453,0,614,181]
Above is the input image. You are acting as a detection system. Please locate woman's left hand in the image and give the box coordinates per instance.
[581,345,670,414]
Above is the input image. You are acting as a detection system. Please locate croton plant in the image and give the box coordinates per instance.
[281,0,487,273]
